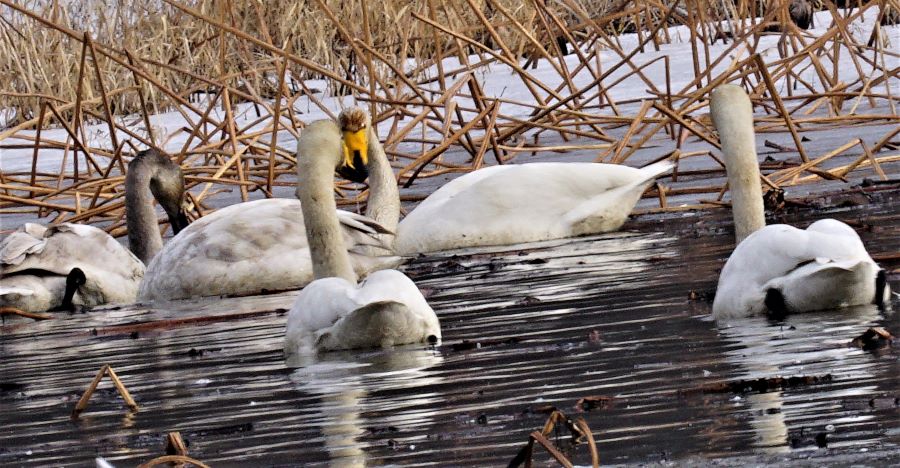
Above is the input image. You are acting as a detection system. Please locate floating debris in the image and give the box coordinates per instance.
[450,337,520,352]
[165,432,188,457]
[686,374,833,395]
[850,327,894,351]
[135,455,209,468]
[509,410,598,468]
[576,395,614,412]
[71,364,138,419]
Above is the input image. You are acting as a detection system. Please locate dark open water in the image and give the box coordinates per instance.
[1,188,898,466]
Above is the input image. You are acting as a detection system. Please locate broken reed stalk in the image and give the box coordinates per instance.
[0,307,52,321]
[136,455,211,468]
[71,364,138,419]
[510,409,599,468]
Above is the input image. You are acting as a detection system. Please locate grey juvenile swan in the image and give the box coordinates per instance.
[137,108,398,301]
[1,149,188,312]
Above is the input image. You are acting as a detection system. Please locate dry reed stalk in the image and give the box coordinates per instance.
[773,138,862,185]
[472,101,501,169]
[136,455,211,468]
[3,0,897,233]
[501,143,614,153]
[221,89,249,201]
[0,307,52,320]
[793,153,900,183]
[859,140,888,180]
[754,54,812,163]
[496,3,677,144]
[267,41,292,192]
[400,103,494,187]
[71,364,138,419]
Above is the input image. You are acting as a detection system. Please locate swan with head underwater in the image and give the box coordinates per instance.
[137,108,400,301]
[0,149,189,312]
[393,142,673,254]
[284,112,440,355]
[709,84,890,319]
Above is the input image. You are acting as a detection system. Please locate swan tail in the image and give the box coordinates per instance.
[563,161,672,234]
[638,160,675,181]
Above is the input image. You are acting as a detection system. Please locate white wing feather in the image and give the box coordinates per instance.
[138,198,397,301]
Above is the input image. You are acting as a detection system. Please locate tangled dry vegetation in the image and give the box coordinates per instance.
[0,0,898,238]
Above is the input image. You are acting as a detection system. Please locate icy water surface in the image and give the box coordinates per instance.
[1,190,898,466]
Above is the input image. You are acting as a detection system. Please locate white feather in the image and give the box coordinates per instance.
[284,270,440,355]
[713,219,883,318]
[138,198,398,301]
[709,85,886,319]
[0,223,144,312]
[395,161,672,253]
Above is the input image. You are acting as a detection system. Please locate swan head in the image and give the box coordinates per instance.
[59,267,86,311]
[337,107,370,183]
[134,148,190,234]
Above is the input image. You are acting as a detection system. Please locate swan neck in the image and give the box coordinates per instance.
[297,120,357,283]
[125,163,163,264]
[710,84,765,244]
[363,126,400,232]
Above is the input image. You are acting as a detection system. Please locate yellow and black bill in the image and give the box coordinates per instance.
[338,129,369,183]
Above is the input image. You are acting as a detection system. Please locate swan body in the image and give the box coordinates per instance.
[284,107,440,355]
[137,198,396,301]
[0,223,144,311]
[709,84,887,318]
[712,219,883,318]
[138,108,402,302]
[0,149,187,312]
[285,269,440,354]
[395,161,672,254]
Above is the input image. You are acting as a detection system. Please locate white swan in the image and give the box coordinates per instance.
[709,84,889,319]
[137,109,399,302]
[0,149,187,312]
[394,161,672,254]
[284,114,441,355]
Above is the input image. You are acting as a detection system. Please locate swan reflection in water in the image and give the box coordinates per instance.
[287,347,444,466]
[716,304,885,453]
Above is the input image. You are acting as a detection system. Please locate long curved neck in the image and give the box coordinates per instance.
[297,120,357,283]
[125,162,164,264]
[364,126,400,232]
[710,84,765,244]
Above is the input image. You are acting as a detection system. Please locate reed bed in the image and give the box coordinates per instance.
[0,0,898,237]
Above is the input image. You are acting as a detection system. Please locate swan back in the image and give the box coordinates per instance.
[0,223,46,266]
[712,221,881,318]
[137,198,397,301]
[395,161,671,254]
[284,270,440,354]
[0,275,66,312]
[1,223,145,310]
